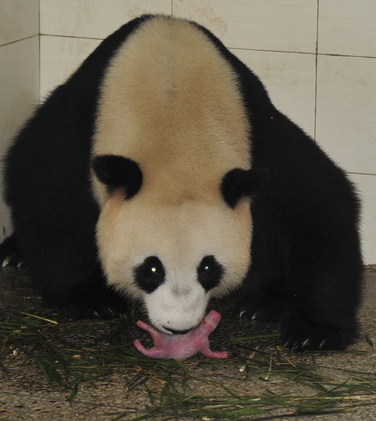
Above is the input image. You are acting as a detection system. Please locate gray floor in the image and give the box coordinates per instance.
[0,268,375,421]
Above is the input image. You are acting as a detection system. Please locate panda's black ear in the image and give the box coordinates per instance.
[221,168,260,208]
[92,155,143,199]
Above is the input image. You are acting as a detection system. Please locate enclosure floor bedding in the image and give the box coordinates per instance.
[0,267,375,421]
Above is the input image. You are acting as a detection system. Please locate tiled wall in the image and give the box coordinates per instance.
[0,0,40,241]
[39,0,172,98]
[0,0,375,263]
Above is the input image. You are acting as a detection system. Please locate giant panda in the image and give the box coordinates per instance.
[1,15,363,351]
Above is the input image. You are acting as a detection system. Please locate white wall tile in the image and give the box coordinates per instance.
[40,0,171,39]
[0,37,40,240]
[349,174,376,264]
[0,38,39,143]
[0,0,39,46]
[234,49,316,137]
[316,55,376,175]
[173,0,317,53]
[40,36,101,100]
[319,0,376,57]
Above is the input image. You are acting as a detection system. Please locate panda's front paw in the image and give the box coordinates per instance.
[240,292,288,323]
[281,317,353,352]
[0,235,24,270]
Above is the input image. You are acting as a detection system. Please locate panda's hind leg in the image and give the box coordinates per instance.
[19,237,129,320]
[33,265,129,321]
[57,281,128,320]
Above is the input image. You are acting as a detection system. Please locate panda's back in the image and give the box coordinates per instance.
[92,16,251,205]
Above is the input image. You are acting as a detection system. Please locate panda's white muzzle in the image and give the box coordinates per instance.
[144,283,208,334]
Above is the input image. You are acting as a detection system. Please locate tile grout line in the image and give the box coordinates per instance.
[0,35,37,48]
[314,0,320,141]
[38,0,41,103]
[349,172,376,177]
[231,47,376,60]
[39,33,104,41]
[231,46,316,55]
[316,52,376,59]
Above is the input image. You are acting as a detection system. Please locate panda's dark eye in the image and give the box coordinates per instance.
[197,255,224,292]
[134,256,165,293]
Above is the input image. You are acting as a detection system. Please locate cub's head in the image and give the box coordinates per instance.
[92,155,256,334]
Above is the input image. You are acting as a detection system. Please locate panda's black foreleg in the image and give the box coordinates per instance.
[241,245,361,351]
[280,259,362,352]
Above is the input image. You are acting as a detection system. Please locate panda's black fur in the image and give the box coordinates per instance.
[1,15,363,350]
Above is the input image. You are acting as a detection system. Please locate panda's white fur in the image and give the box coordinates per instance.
[93,16,252,333]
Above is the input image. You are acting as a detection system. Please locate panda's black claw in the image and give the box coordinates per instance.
[106,307,115,317]
[302,338,311,348]
[283,341,290,349]
[2,256,11,268]
[283,339,307,353]
[291,342,299,353]
[239,308,248,319]
[95,305,117,320]
[5,254,24,269]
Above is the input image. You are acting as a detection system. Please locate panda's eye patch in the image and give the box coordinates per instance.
[134,256,165,293]
[197,255,223,292]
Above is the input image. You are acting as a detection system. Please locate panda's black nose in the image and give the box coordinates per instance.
[163,326,192,335]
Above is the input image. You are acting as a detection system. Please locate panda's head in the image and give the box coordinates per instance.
[93,155,256,334]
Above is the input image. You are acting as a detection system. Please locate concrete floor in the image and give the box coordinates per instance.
[0,268,375,421]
